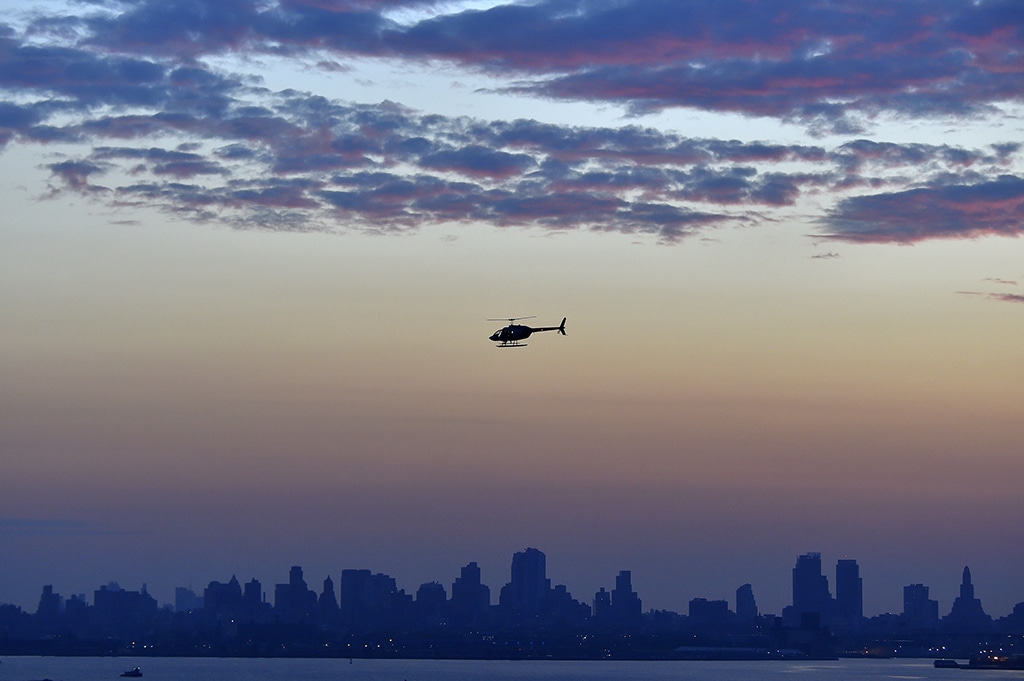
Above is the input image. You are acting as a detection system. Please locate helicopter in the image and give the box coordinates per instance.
[488,316,566,347]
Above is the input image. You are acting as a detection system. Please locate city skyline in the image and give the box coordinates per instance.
[2,0,1023,621]
[5,548,1020,623]
[11,549,1021,662]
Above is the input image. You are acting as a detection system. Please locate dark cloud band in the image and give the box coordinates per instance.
[0,0,1021,243]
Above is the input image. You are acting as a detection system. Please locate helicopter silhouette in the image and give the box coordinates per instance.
[488,316,566,347]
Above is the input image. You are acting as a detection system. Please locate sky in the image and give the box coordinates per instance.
[1,0,1023,619]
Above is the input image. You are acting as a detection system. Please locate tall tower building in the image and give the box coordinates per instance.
[960,567,974,600]
[610,570,642,626]
[792,552,831,627]
[593,587,612,624]
[451,561,490,627]
[834,559,863,625]
[736,583,758,622]
[275,566,316,623]
[317,575,339,621]
[500,547,550,621]
[944,566,992,632]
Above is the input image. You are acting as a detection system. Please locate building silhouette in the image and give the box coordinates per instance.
[688,597,730,632]
[414,581,447,628]
[204,576,242,621]
[92,582,158,637]
[35,585,61,627]
[3,549,1023,659]
[499,547,549,623]
[274,566,316,624]
[175,586,202,613]
[789,552,831,628]
[494,547,590,627]
[735,583,758,623]
[593,587,612,625]
[834,558,863,630]
[903,583,939,631]
[944,566,992,632]
[1000,602,1024,633]
[610,570,642,627]
[544,583,590,627]
[316,575,340,626]
[339,568,412,630]
[241,578,267,621]
[450,561,490,628]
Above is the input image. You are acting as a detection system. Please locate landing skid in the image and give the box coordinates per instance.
[496,343,527,348]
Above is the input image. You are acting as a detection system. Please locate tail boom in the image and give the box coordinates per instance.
[531,317,567,335]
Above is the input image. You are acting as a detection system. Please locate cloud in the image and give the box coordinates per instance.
[419,145,536,179]
[1,35,168,107]
[416,0,1024,126]
[990,293,1024,304]
[78,0,392,59]
[834,140,993,174]
[24,0,1022,126]
[0,1,1020,243]
[93,145,229,177]
[0,101,43,147]
[47,159,109,193]
[959,290,1024,305]
[21,78,1022,240]
[822,176,1024,243]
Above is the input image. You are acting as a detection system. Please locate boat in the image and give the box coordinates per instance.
[967,654,1024,670]
[120,667,142,678]
[935,655,1024,670]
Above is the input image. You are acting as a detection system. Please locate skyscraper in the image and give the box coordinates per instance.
[241,578,264,620]
[834,559,863,627]
[611,570,642,626]
[316,575,339,625]
[340,568,412,630]
[593,587,612,624]
[791,552,831,628]
[414,582,447,626]
[204,575,242,620]
[500,547,550,622]
[736,583,758,622]
[275,566,316,623]
[944,566,992,632]
[451,561,490,627]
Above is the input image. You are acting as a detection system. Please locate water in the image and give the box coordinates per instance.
[0,657,1019,681]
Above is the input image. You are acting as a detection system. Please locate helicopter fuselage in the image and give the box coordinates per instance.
[489,324,535,343]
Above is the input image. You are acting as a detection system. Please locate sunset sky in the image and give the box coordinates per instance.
[1,0,1023,618]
